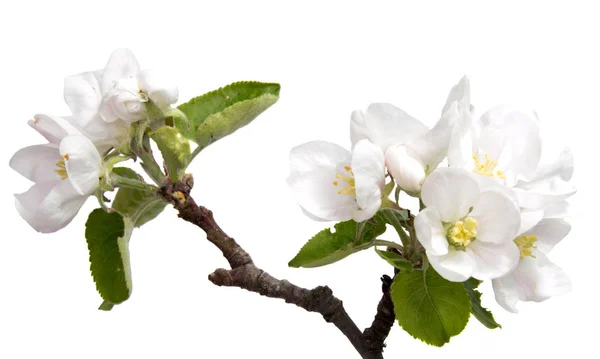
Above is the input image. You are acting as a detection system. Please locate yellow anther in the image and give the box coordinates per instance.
[333,166,356,196]
[447,217,478,247]
[473,154,505,179]
[55,155,69,180]
[514,235,538,259]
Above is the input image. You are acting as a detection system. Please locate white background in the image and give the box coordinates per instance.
[0,1,597,358]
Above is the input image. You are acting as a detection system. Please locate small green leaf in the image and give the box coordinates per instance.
[391,266,470,346]
[111,167,166,227]
[289,216,386,268]
[176,81,280,150]
[374,247,413,271]
[394,186,401,204]
[150,126,191,182]
[85,209,134,305]
[464,278,501,329]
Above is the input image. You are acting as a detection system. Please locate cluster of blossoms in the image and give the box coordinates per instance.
[288,77,575,312]
[10,49,178,233]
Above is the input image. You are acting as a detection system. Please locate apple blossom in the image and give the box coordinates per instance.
[415,168,521,282]
[288,139,385,222]
[492,218,572,312]
[10,115,103,233]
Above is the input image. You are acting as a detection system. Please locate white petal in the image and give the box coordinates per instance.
[514,178,576,209]
[289,141,351,174]
[137,69,179,108]
[467,241,520,280]
[101,48,140,92]
[532,146,573,182]
[428,248,475,282]
[518,209,544,235]
[15,182,56,231]
[363,103,428,150]
[28,114,72,144]
[10,144,61,183]
[352,197,382,222]
[443,75,470,115]
[409,101,457,169]
[385,145,426,195]
[421,168,479,222]
[64,71,102,118]
[525,218,571,254]
[351,139,385,211]
[492,252,571,312]
[415,207,449,256]
[542,200,571,218]
[350,110,369,147]
[447,107,476,168]
[60,135,103,195]
[470,189,520,244]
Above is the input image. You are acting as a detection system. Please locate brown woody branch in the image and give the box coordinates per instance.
[161,175,394,359]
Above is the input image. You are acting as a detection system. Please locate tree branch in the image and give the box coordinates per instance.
[362,274,396,353]
[160,175,390,359]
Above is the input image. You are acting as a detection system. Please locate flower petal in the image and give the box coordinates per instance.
[352,139,385,211]
[101,48,140,92]
[385,145,426,195]
[467,240,520,280]
[428,248,475,282]
[10,144,61,183]
[352,197,382,222]
[289,141,351,174]
[514,178,576,209]
[525,218,571,254]
[363,103,428,150]
[421,168,479,222]
[60,135,103,195]
[492,252,571,313]
[415,207,449,256]
[28,114,72,144]
[64,70,102,119]
[518,209,544,235]
[137,69,179,108]
[447,107,477,169]
[350,109,369,147]
[443,75,470,115]
[470,189,520,244]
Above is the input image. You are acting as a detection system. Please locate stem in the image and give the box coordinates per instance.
[110,173,159,193]
[373,240,404,252]
[138,135,166,185]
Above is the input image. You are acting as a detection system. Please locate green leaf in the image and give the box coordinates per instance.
[111,167,166,227]
[85,209,134,305]
[464,278,501,329]
[289,216,386,268]
[150,126,191,182]
[176,81,280,150]
[374,247,413,271]
[391,266,470,346]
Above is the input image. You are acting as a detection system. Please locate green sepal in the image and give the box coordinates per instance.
[150,126,191,182]
[85,209,134,306]
[391,266,471,346]
[111,167,166,227]
[289,215,386,268]
[374,247,413,271]
[464,278,502,329]
[176,81,280,151]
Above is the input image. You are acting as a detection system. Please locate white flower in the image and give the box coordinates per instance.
[10,115,103,233]
[288,139,385,222]
[492,218,572,312]
[64,49,179,148]
[351,76,469,195]
[415,168,521,282]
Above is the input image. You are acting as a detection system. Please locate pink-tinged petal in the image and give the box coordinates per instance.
[289,141,351,174]
[10,144,61,183]
[492,252,571,313]
[60,136,103,195]
[421,168,479,222]
[525,218,571,254]
[364,103,428,151]
[428,248,475,282]
[467,241,520,280]
[470,189,520,244]
[352,139,385,212]
[350,110,369,147]
[64,71,102,118]
[101,48,140,92]
[15,182,56,232]
[28,114,72,144]
[385,145,426,195]
[415,207,448,256]
[137,69,179,108]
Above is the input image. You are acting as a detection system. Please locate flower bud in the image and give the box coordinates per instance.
[385,144,426,195]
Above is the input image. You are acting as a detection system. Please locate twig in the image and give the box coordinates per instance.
[362,274,396,353]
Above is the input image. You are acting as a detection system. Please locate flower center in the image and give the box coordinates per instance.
[514,234,538,259]
[472,154,505,179]
[333,166,356,195]
[55,155,69,180]
[446,217,478,248]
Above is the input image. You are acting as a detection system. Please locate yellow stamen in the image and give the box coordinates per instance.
[55,155,69,180]
[447,217,478,247]
[472,154,505,179]
[333,181,339,186]
[334,167,356,196]
[514,234,538,259]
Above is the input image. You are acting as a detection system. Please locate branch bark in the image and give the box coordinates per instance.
[161,175,393,358]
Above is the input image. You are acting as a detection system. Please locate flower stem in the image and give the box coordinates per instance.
[110,173,159,193]
[373,239,404,252]
[138,135,166,185]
